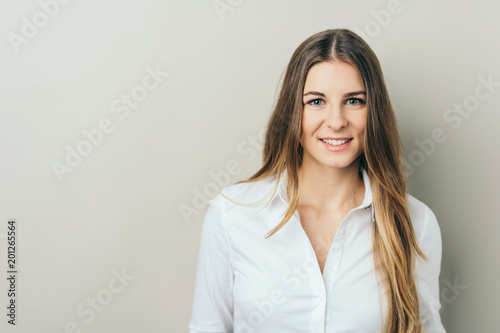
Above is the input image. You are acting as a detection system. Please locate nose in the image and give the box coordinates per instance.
[325,104,348,130]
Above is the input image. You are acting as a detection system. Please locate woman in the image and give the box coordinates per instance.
[188,29,446,333]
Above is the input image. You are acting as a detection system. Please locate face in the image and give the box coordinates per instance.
[301,61,367,171]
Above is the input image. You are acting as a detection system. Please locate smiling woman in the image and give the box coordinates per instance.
[188,29,446,333]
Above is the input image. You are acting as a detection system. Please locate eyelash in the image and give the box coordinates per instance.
[306,98,365,106]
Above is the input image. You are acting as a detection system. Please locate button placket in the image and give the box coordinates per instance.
[324,206,367,297]
[294,215,327,333]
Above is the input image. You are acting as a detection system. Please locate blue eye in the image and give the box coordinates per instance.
[307,98,324,106]
[346,98,365,105]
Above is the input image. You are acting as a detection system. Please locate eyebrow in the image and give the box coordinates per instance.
[303,91,366,98]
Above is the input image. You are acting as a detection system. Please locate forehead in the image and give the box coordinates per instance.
[303,61,365,93]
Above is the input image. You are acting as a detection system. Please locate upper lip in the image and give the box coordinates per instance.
[320,137,352,140]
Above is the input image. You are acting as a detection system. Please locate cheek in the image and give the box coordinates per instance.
[353,113,368,136]
[301,112,320,136]
[300,116,310,139]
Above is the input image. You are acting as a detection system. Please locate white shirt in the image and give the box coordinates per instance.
[188,168,446,333]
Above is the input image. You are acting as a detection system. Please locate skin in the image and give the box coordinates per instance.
[297,60,368,274]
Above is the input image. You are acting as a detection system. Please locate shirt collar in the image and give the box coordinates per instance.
[275,167,375,222]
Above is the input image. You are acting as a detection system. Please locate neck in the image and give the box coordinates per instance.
[297,159,365,211]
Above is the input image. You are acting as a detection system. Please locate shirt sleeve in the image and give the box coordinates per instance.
[417,206,447,333]
[188,194,234,333]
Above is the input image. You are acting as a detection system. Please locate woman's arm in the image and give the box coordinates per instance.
[417,205,447,333]
[188,194,234,333]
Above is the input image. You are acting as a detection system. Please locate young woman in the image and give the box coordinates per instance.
[189,29,446,333]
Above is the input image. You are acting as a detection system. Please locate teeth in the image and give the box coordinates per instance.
[321,138,351,146]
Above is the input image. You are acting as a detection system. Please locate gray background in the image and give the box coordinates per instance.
[0,0,499,332]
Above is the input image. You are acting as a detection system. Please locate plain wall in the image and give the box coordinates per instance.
[0,0,499,332]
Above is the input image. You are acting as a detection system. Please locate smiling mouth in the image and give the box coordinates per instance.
[320,138,352,146]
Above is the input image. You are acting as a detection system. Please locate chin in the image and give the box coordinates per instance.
[320,154,363,169]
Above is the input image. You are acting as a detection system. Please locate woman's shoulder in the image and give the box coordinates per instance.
[405,193,441,242]
[209,174,280,208]
[406,194,443,283]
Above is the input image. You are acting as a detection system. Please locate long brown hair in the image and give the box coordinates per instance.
[239,29,428,332]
